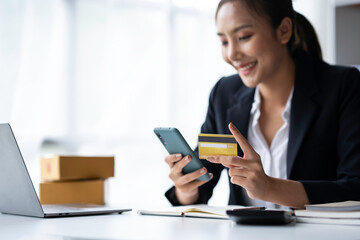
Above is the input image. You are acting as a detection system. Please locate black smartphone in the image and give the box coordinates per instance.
[226,209,295,225]
[154,127,211,181]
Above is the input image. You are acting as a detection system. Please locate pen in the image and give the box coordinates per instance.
[231,207,266,211]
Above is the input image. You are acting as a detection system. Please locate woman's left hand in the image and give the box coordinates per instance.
[206,122,272,201]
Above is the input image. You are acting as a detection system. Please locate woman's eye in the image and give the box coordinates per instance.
[221,41,228,46]
[239,35,252,41]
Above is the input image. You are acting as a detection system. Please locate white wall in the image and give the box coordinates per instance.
[336,5,360,65]
[0,0,233,207]
[293,0,336,63]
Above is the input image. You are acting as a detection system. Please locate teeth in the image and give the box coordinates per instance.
[240,62,256,71]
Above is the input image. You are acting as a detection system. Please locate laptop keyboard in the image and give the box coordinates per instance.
[42,204,86,213]
[42,204,108,213]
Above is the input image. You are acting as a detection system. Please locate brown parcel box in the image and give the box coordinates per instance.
[41,155,114,181]
[40,179,104,204]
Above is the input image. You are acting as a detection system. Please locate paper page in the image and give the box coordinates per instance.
[137,204,250,219]
[296,216,360,225]
[295,209,360,218]
[137,206,192,217]
[305,201,360,211]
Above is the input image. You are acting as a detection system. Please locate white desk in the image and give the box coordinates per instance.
[0,211,359,240]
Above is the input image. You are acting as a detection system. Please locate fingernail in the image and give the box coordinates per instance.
[207,157,215,162]
[176,154,182,159]
[200,168,206,174]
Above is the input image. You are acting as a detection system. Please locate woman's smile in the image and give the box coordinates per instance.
[236,61,258,76]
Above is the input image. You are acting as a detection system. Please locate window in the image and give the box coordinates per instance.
[1,0,233,206]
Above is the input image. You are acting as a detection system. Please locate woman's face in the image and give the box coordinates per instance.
[216,2,289,88]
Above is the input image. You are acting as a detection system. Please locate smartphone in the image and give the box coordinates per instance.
[154,127,211,181]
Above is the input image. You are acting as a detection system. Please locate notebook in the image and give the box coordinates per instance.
[0,123,131,218]
[304,201,360,211]
[137,205,263,219]
[138,205,230,219]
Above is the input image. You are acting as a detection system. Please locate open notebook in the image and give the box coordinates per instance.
[138,204,262,219]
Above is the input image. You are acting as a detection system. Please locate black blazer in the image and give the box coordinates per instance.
[166,50,360,206]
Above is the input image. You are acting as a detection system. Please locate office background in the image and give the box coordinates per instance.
[1,0,359,207]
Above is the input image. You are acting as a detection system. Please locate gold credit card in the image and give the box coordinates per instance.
[198,133,237,159]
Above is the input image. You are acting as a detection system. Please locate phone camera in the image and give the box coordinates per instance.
[157,134,167,146]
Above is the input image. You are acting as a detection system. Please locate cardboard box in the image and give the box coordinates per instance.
[39,179,104,204]
[41,155,114,181]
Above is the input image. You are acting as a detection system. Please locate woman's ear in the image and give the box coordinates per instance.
[276,17,293,45]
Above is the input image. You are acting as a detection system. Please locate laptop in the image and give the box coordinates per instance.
[0,123,131,218]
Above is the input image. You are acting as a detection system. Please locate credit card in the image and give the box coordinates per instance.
[198,133,237,159]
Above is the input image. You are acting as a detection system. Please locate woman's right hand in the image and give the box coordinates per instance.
[165,154,213,205]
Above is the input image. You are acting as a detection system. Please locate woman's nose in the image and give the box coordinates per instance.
[228,42,243,62]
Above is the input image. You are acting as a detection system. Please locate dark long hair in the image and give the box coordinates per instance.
[215,0,322,60]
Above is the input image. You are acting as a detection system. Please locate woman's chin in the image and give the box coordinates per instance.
[239,75,259,88]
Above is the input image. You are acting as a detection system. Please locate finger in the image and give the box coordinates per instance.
[206,155,250,168]
[173,155,191,173]
[165,153,183,167]
[229,167,249,178]
[168,156,191,180]
[228,122,257,158]
[177,167,209,185]
[230,175,247,187]
[177,174,213,193]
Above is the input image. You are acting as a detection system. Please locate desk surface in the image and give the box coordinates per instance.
[0,211,359,240]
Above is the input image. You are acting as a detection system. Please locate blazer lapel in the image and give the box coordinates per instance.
[287,51,319,177]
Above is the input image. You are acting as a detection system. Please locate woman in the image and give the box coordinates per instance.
[164,0,360,209]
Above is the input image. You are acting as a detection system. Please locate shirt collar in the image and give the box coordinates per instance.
[250,86,294,122]
[282,87,294,122]
[250,87,261,115]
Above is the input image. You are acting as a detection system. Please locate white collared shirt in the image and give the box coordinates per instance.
[244,87,293,209]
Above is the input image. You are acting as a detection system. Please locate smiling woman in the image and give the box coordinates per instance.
[164,0,360,209]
